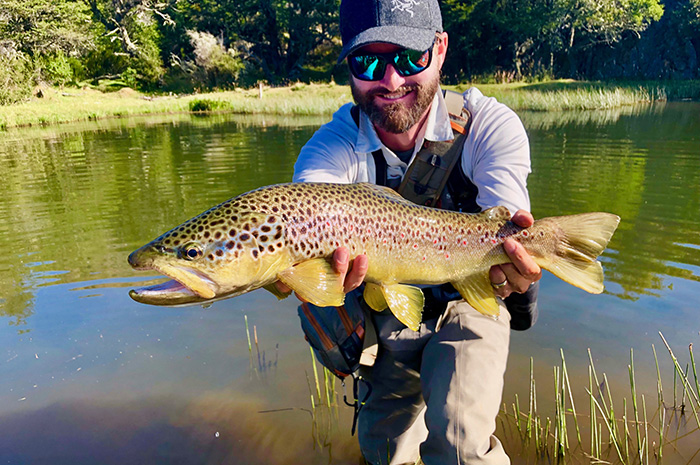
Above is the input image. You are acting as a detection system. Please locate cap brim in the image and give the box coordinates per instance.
[337,26,437,63]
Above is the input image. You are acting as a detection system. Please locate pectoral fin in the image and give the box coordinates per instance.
[363,283,388,312]
[452,274,501,318]
[277,258,344,307]
[382,284,424,331]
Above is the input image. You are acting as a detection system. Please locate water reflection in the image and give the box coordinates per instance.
[0,114,324,327]
[525,102,700,300]
[1,105,699,463]
[0,393,359,465]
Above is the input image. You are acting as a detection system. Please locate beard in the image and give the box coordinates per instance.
[350,73,439,134]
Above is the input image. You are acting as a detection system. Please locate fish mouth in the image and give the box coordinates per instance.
[128,263,219,306]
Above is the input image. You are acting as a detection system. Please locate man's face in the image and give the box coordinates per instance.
[349,34,447,134]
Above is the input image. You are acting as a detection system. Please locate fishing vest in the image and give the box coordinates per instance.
[350,89,481,213]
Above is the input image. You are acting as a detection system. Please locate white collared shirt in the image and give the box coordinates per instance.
[293,86,531,215]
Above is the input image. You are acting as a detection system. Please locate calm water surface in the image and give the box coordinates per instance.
[0,103,698,463]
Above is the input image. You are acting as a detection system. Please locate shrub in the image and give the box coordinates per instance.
[186,30,243,88]
[0,52,34,105]
[188,99,231,112]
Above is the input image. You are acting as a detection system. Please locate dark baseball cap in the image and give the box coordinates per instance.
[338,0,443,63]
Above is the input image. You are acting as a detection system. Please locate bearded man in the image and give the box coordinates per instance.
[288,0,542,463]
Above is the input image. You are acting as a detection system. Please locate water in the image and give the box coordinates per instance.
[1,104,699,463]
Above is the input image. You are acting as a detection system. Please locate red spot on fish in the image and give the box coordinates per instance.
[522,230,529,237]
[445,253,450,259]
[433,239,438,245]
[491,239,497,244]
[412,244,418,249]
[462,240,468,246]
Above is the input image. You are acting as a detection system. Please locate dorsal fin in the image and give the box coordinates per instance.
[481,206,512,222]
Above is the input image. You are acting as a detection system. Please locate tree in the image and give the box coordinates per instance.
[175,0,339,84]
[0,0,94,57]
[83,0,177,85]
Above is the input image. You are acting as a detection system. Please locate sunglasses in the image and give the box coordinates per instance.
[347,44,434,81]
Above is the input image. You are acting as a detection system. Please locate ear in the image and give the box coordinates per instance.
[435,32,449,69]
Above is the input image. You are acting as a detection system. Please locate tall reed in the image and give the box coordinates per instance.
[499,332,700,464]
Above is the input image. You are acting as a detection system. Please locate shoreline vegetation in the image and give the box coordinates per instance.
[1,80,699,131]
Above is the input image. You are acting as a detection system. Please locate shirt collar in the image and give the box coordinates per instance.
[354,87,454,155]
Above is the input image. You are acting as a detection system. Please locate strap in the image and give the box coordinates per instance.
[351,105,388,186]
[397,99,471,207]
[343,373,373,436]
[442,88,470,120]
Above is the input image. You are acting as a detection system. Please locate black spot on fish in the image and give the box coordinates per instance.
[226,241,235,249]
[239,233,250,241]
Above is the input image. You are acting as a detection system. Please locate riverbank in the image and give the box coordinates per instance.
[1,80,699,130]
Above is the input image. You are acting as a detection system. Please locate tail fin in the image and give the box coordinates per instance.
[542,212,620,294]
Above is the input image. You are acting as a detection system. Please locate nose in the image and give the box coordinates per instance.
[378,63,406,91]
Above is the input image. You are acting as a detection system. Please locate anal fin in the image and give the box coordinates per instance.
[452,274,501,318]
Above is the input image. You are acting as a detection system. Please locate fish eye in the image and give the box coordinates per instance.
[180,243,203,261]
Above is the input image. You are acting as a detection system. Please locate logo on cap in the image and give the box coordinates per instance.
[391,0,421,17]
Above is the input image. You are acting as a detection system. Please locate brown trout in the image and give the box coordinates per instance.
[128,183,620,330]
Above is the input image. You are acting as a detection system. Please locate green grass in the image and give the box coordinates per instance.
[453,80,700,111]
[499,332,700,464]
[1,80,699,130]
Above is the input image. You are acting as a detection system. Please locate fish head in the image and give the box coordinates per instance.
[128,199,290,306]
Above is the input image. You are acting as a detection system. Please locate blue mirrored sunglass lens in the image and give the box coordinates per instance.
[350,56,386,80]
[394,50,431,76]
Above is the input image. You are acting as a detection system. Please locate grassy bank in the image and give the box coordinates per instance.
[1,80,699,130]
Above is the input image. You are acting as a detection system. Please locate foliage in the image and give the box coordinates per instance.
[0,53,34,105]
[0,0,699,102]
[441,0,666,80]
[82,0,174,86]
[0,0,94,57]
[185,30,243,88]
[188,98,231,112]
[175,0,340,84]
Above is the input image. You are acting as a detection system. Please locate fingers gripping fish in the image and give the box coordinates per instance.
[128,183,620,331]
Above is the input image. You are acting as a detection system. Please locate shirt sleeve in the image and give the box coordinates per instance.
[461,90,531,216]
[293,104,364,183]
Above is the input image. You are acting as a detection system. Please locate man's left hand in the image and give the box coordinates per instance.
[489,209,542,299]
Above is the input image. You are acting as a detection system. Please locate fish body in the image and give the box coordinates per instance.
[128,182,620,330]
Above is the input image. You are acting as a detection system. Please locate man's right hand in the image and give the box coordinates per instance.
[274,247,368,301]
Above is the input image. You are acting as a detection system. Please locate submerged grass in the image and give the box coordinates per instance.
[1,80,698,130]
[499,332,700,464]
